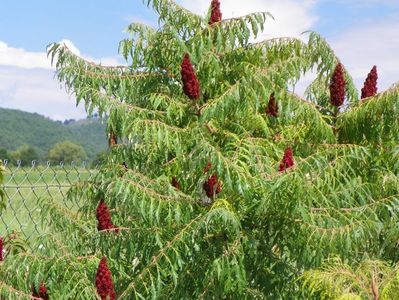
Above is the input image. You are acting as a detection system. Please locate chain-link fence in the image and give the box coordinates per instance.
[0,160,97,250]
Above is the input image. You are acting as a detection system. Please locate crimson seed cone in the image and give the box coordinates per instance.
[265,92,278,117]
[180,53,201,100]
[96,257,116,300]
[361,65,378,99]
[171,177,180,190]
[0,236,3,261]
[209,0,222,25]
[96,199,116,232]
[203,173,222,198]
[32,282,49,300]
[279,147,294,172]
[329,63,346,107]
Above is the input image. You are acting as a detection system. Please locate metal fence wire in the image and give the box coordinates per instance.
[0,160,97,250]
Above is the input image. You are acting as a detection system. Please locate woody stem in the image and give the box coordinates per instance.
[333,106,339,136]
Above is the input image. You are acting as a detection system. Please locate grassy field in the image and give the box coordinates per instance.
[0,166,96,247]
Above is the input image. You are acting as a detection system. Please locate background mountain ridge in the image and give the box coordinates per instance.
[0,107,107,160]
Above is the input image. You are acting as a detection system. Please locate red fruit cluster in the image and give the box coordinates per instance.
[32,282,49,300]
[181,53,201,100]
[203,174,221,198]
[329,63,346,107]
[265,92,278,117]
[209,0,222,25]
[279,147,294,172]
[96,199,117,232]
[0,236,3,261]
[171,177,180,190]
[96,257,116,300]
[361,65,378,99]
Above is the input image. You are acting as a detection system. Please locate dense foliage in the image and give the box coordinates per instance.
[47,140,88,164]
[8,145,40,166]
[0,108,106,161]
[1,0,398,299]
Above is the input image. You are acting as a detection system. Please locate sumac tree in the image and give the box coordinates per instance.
[1,0,399,299]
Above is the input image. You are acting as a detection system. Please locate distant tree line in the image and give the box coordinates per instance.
[0,140,105,167]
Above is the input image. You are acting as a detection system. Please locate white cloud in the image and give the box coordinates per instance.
[0,39,122,120]
[330,17,399,92]
[0,39,121,70]
[178,0,318,39]
[0,41,52,69]
[57,39,121,66]
[59,39,81,56]
[0,65,86,121]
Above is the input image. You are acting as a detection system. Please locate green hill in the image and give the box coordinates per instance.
[0,108,107,160]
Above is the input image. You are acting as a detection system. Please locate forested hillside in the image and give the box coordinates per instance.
[0,108,106,160]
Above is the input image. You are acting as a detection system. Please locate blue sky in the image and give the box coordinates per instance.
[0,0,398,120]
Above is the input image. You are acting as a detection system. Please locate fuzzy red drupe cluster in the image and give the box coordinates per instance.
[265,92,278,117]
[0,236,3,261]
[203,174,222,198]
[96,257,116,300]
[180,53,201,100]
[171,177,180,190]
[209,0,222,25]
[32,282,49,300]
[96,199,118,232]
[329,63,346,107]
[279,147,295,172]
[361,65,378,99]
[203,163,222,198]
